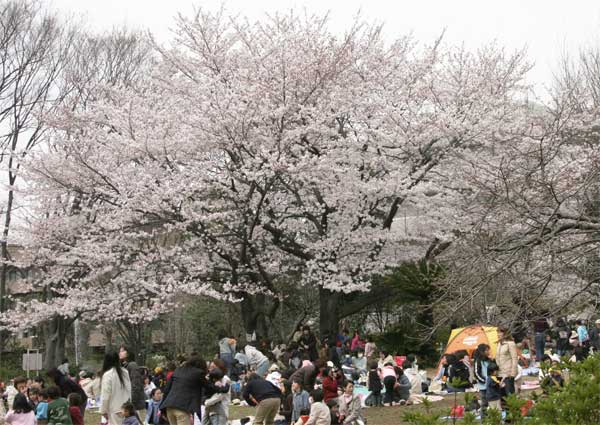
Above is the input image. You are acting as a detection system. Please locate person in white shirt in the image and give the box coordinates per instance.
[244,344,270,377]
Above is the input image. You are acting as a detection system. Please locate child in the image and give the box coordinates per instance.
[68,394,83,425]
[485,363,504,412]
[5,393,36,425]
[145,388,164,425]
[28,387,40,409]
[367,361,383,407]
[202,369,230,425]
[47,386,73,425]
[122,402,140,425]
[35,389,49,425]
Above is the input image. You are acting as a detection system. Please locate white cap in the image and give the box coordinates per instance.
[326,361,334,368]
[595,319,600,324]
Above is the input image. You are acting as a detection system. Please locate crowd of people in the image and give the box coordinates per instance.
[0,319,598,425]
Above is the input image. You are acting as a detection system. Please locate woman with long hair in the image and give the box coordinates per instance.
[99,351,132,425]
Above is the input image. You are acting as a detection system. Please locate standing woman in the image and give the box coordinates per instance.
[47,368,88,416]
[496,327,518,397]
[119,345,146,418]
[160,356,208,425]
[100,352,132,425]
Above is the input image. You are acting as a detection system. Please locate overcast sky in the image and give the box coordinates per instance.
[50,0,600,94]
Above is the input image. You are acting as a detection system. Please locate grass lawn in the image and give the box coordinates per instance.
[82,393,467,425]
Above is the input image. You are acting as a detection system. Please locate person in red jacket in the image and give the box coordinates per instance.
[322,367,339,402]
[68,393,84,425]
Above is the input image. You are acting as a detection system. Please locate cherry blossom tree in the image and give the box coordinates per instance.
[5,8,534,343]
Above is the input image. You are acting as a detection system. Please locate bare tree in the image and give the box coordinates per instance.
[0,1,73,354]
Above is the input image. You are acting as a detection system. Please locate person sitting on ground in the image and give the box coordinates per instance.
[295,408,310,425]
[327,341,341,369]
[393,367,412,406]
[242,373,282,425]
[121,402,140,425]
[5,394,36,425]
[279,380,293,424]
[302,389,330,425]
[145,388,164,425]
[321,367,338,403]
[143,375,156,400]
[402,360,423,398]
[299,326,319,362]
[351,349,367,374]
[455,350,474,383]
[290,380,310,424]
[433,355,450,390]
[446,354,471,392]
[338,382,365,425]
[327,399,342,425]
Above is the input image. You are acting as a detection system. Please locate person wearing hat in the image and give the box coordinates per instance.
[590,319,600,354]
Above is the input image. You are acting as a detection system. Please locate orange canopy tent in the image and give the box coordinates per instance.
[443,325,499,359]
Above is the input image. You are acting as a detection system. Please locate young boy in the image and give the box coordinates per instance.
[485,363,504,412]
[47,386,73,425]
[35,389,49,425]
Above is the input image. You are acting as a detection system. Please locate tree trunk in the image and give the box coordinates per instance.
[44,316,69,369]
[319,288,341,339]
[240,294,279,341]
[116,321,152,365]
[0,187,14,359]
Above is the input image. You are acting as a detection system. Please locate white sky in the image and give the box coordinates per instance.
[50,0,600,95]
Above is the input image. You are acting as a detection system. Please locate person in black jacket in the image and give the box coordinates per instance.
[446,354,471,393]
[299,326,319,362]
[47,368,88,416]
[160,356,208,425]
[119,345,146,416]
[243,373,282,425]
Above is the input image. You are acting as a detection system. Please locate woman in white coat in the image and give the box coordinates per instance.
[100,352,132,425]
